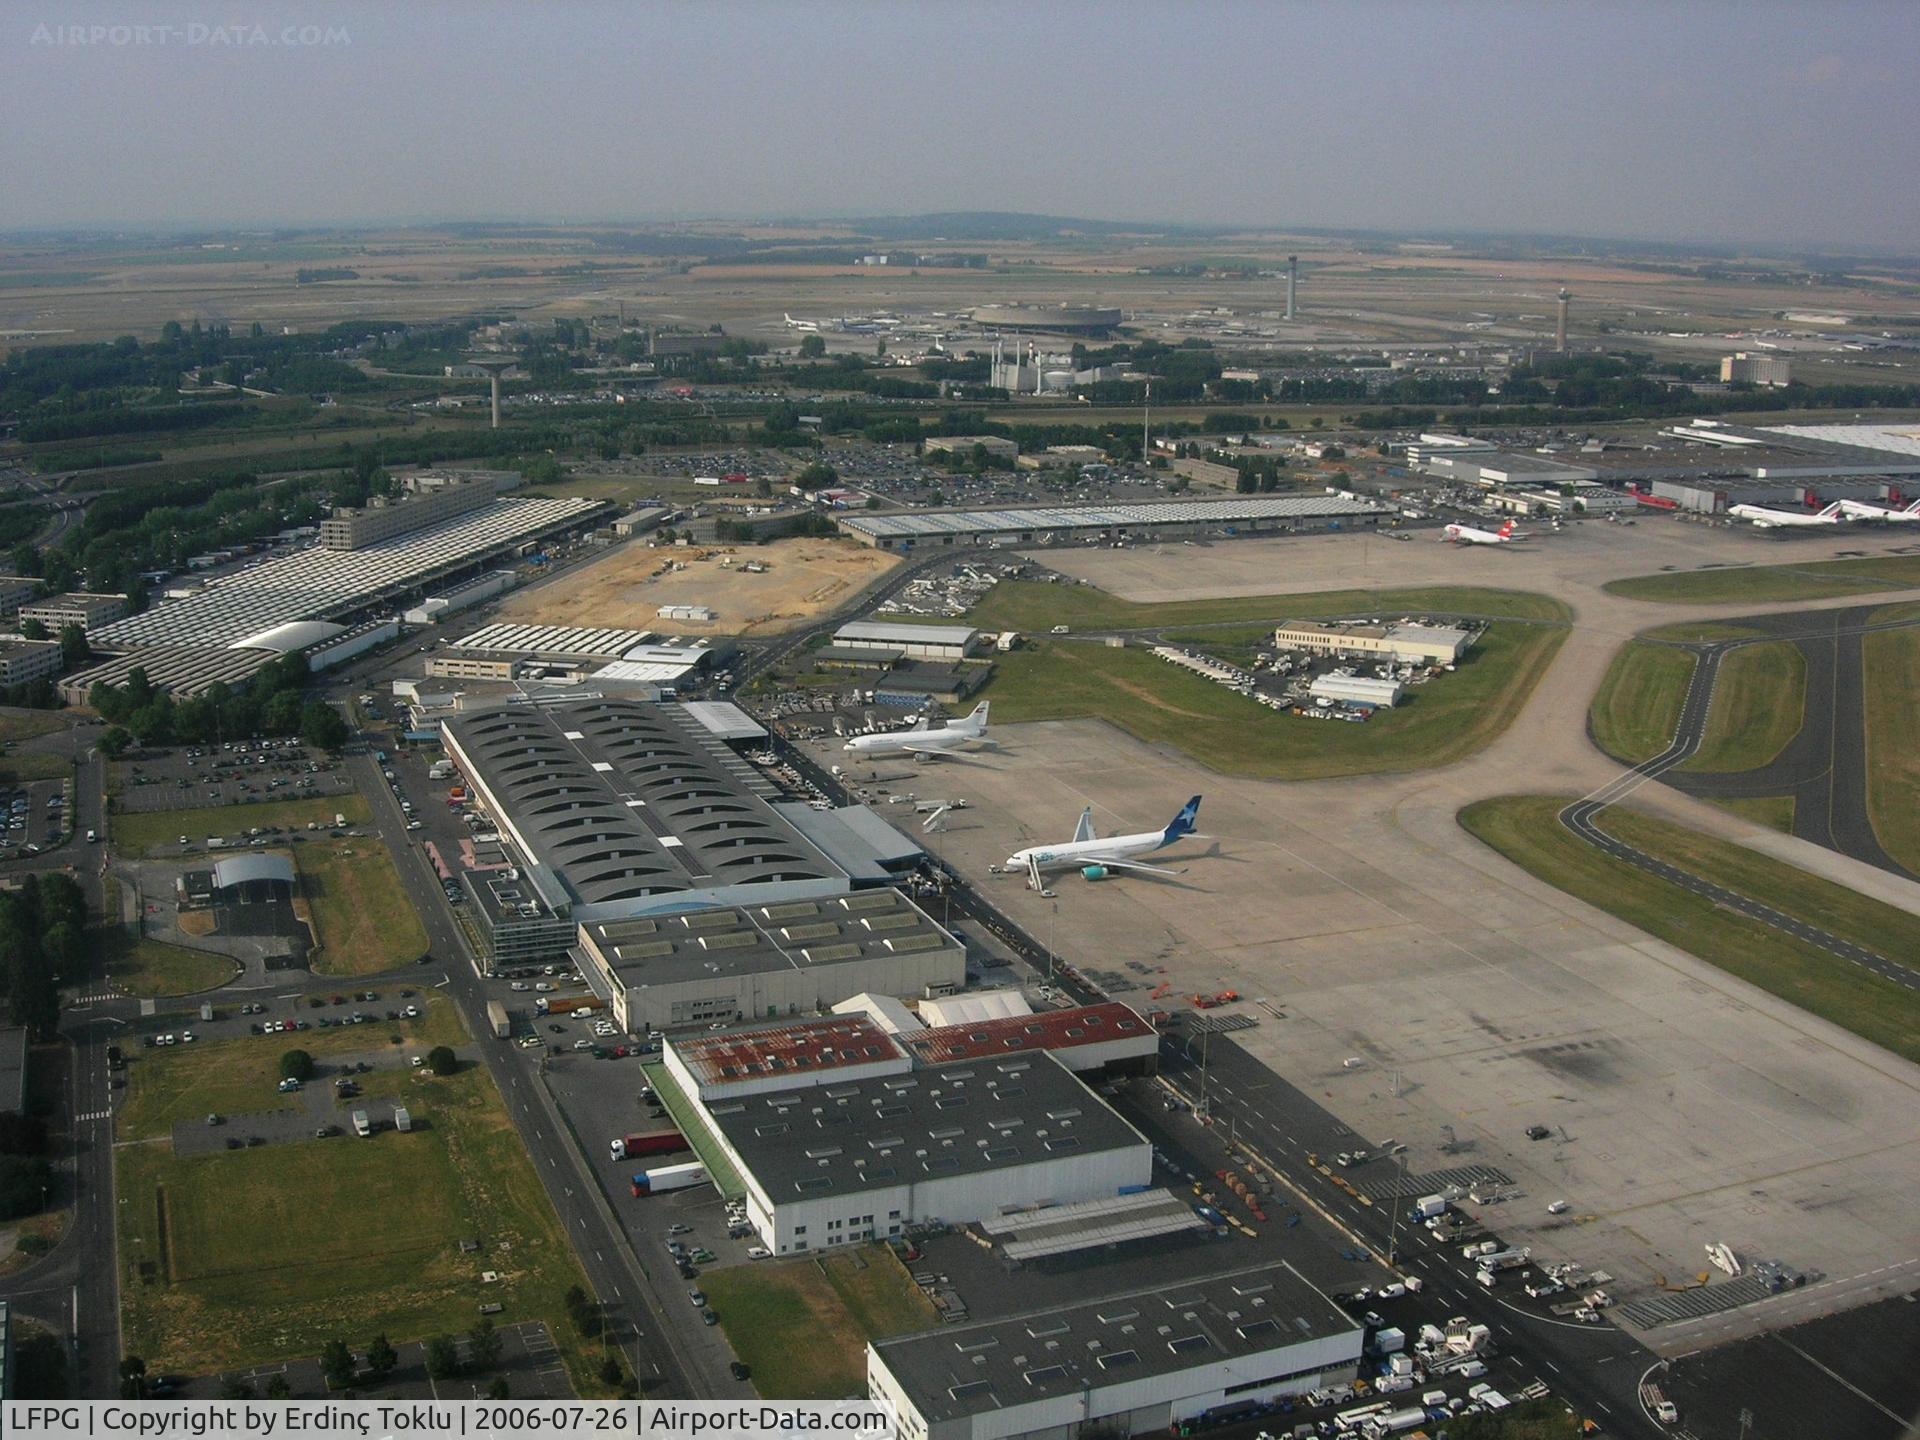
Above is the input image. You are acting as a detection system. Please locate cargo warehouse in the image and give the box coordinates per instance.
[867,1261,1364,1440]
[1273,621,1473,665]
[838,496,1388,551]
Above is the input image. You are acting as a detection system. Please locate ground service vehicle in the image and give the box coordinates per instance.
[610,1129,684,1161]
[631,1160,707,1197]
[486,1001,509,1039]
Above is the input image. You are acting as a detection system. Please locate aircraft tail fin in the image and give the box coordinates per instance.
[1162,796,1203,845]
[958,701,990,735]
[1498,519,1517,538]
[1072,807,1096,844]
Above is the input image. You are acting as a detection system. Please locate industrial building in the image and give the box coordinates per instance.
[664,1015,912,1101]
[402,570,514,626]
[1308,673,1404,709]
[868,1262,1364,1440]
[439,698,937,966]
[319,474,497,549]
[687,1049,1152,1256]
[19,591,128,634]
[1721,352,1793,388]
[427,624,717,691]
[971,304,1124,334]
[0,640,62,689]
[612,506,669,536]
[1414,451,1599,489]
[575,889,963,1034]
[1273,620,1472,665]
[902,1001,1160,1074]
[924,435,1020,463]
[834,621,980,662]
[839,495,1387,552]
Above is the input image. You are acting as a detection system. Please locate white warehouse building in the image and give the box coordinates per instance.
[1308,674,1405,709]
[834,620,980,662]
[689,1050,1152,1257]
[868,1261,1364,1440]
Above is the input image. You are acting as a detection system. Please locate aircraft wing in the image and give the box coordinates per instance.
[1072,807,1096,844]
[1088,857,1184,877]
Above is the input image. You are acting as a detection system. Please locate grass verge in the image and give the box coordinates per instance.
[970,623,1565,779]
[117,1053,605,1393]
[1603,554,1920,605]
[0,753,72,784]
[1862,624,1920,875]
[298,840,429,975]
[103,934,238,998]
[1709,795,1797,833]
[702,1247,936,1398]
[1459,796,1920,1063]
[917,579,1571,632]
[1587,642,1695,765]
[1681,640,1805,773]
[111,794,371,858]
[0,710,67,744]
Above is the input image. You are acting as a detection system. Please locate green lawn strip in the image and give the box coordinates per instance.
[1458,796,1920,1064]
[0,709,67,744]
[103,934,239,998]
[903,579,1570,632]
[1587,642,1696,765]
[1642,622,1765,643]
[0,753,72,784]
[1709,795,1797,834]
[703,1248,935,1399]
[1868,600,1920,626]
[298,840,430,975]
[1603,554,1920,604]
[111,794,372,857]
[1680,640,1805,773]
[1862,625,1920,875]
[119,997,469,1141]
[118,1062,607,1393]
[969,623,1564,780]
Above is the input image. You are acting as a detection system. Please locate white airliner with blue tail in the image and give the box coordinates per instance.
[1005,796,1203,885]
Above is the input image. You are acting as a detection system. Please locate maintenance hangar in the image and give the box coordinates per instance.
[441,698,951,969]
[690,1050,1151,1256]
[834,620,981,662]
[576,888,962,1034]
[867,1262,1364,1440]
[837,496,1388,552]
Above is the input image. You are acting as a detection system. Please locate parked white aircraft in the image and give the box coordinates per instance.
[1727,500,1846,529]
[1004,796,1203,885]
[843,703,992,760]
[1836,498,1920,523]
[1443,518,1520,545]
[783,312,822,332]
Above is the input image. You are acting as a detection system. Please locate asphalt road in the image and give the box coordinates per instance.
[344,749,706,1399]
[1560,639,1918,995]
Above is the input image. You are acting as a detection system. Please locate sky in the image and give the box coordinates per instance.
[4,0,1917,250]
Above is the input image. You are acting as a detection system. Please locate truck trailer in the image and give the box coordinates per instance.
[486,1001,510,1039]
[610,1129,685,1162]
[535,994,598,1016]
[631,1161,707,1197]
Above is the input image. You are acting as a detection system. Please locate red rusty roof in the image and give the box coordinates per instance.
[672,1015,905,1084]
[904,1002,1153,1065]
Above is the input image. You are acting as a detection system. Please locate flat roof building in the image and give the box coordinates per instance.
[320,475,497,550]
[868,1261,1363,1440]
[924,436,1019,462]
[840,496,1387,552]
[0,639,62,689]
[835,620,980,662]
[903,1001,1159,1073]
[1308,673,1405,709]
[1273,620,1473,666]
[664,1015,912,1101]
[20,591,128,634]
[0,578,40,621]
[1722,352,1793,388]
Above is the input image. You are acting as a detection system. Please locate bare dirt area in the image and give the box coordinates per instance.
[824,719,1920,1351]
[496,535,899,637]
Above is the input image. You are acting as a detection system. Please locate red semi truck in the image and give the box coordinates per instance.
[609,1129,685,1162]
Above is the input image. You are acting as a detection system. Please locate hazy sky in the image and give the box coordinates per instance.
[5,0,1916,249]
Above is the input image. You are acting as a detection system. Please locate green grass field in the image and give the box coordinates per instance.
[110,794,372,857]
[1459,796,1920,1063]
[0,753,71,784]
[298,840,430,976]
[117,1057,606,1391]
[119,997,468,1141]
[1643,622,1765,643]
[1862,624,1920,875]
[103,935,238,998]
[1603,554,1920,604]
[1587,642,1695,765]
[972,622,1565,779]
[702,1248,936,1398]
[0,710,66,744]
[1681,640,1805,773]
[923,579,1571,633]
[1710,795,1797,833]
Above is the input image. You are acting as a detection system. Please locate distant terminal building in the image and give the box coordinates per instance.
[1415,451,1598,489]
[868,1262,1363,1440]
[648,331,732,357]
[924,435,1020,463]
[1274,620,1473,666]
[972,304,1123,334]
[0,577,40,622]
[19,591,128,635]
[0,640,62,689]
[1403,432,1496,468]
[840,495,1387,552]
[1721,352,1793,388]
[833,621,979,663]
[320,474,497,550]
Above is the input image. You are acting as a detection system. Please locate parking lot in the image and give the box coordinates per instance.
[112,738,354,814]
[0,773,72,858]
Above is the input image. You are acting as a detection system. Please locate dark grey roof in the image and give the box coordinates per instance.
[581,888,954,989]
[707,1051,1145,1203]
[774,804,924,878]
[0,1026,25,1114]
[873,1261,1362,1423]
[444,700,842,908]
